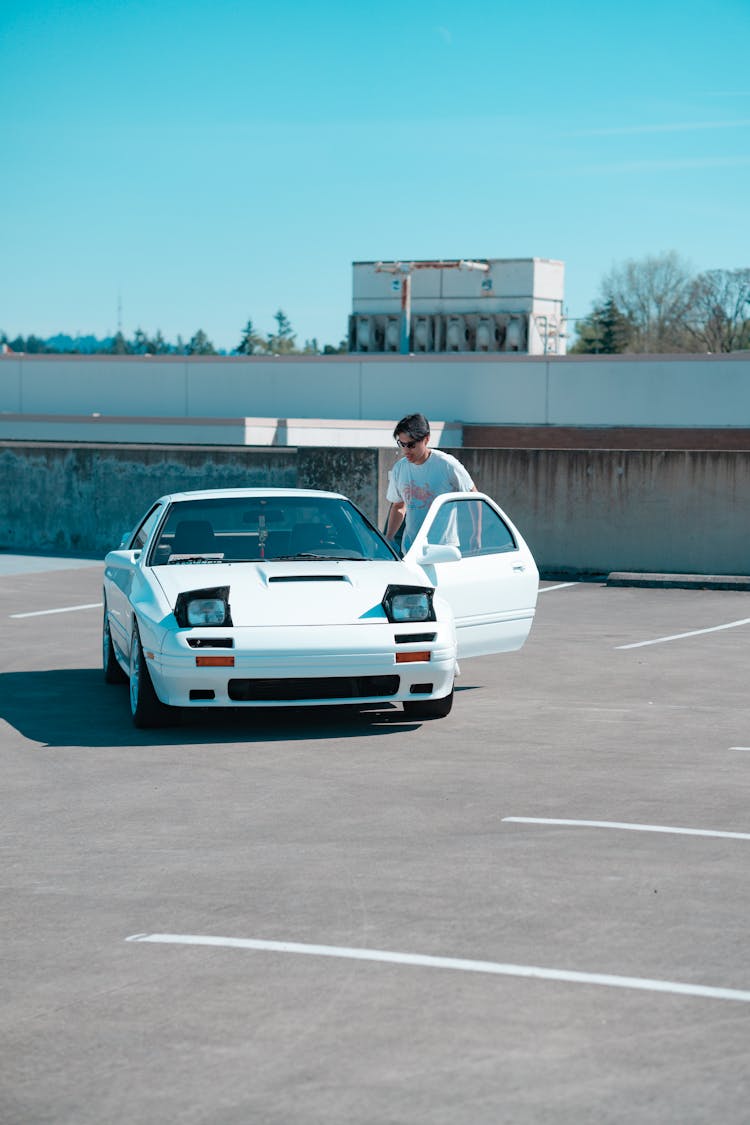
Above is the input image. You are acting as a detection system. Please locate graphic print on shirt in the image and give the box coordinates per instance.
[402,483,438,509]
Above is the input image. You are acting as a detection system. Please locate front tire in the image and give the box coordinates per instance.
[103,602,127,684]
[403,688,454,720]
[130,624,167,728]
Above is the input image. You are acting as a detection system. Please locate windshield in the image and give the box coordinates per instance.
[148,495,396,565]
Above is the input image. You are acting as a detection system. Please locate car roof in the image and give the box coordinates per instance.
[155,487,347,504]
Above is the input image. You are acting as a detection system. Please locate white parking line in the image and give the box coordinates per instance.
[0,554,100,576]
[616,618,750,649]
[539,583,577,593]
[125,933,750,1004]
[503,817,750,841]
[10,601,103,619]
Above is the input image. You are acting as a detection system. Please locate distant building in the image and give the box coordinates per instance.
[349,257,565,356]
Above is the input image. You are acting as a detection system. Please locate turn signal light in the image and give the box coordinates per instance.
[195,655,235,667]
[395,651,431,664]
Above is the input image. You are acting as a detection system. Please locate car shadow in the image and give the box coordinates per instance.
[0,668,430,748]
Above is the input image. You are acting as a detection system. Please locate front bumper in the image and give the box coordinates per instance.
[145,622,457,708]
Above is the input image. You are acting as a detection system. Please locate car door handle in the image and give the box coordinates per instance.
[513,565,525,572]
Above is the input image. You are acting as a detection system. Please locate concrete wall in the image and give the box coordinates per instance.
[3,352,750,431]
[463,425,750,449]
[3,440,749,576]
[457,448,750,576]
[0,443,378,557]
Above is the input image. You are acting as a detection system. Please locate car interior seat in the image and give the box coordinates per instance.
[170,519,217,556]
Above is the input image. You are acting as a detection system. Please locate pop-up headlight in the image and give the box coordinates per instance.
[175,586,233,628]
[382,584,435,623]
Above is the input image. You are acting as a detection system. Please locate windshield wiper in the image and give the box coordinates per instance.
[274,553,365,561]
[167,554,224,564]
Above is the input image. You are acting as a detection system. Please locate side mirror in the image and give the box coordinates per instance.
[107,548,141,565]
[420,543,461,564]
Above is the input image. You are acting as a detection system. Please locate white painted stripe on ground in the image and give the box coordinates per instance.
[616,617,750,649]
[539,583,577,593]
[503,817,750,840]
[730,747,750,751]
[0,555,100,577]
[125,932,750,1004]
[10,601,103,619]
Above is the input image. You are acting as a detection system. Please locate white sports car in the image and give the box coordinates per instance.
[102,487,539,727]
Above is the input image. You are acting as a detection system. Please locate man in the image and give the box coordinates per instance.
[385,413,478,553]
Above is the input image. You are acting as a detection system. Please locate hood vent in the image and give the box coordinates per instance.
[268,575,347,583]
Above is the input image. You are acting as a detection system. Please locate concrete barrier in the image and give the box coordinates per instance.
[457,447,750,576]
[2,440,749,576]
[0,443,296,556]
[3,352,750,430]
[0,413,463,448]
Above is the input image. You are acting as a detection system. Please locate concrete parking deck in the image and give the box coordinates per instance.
[3,561,750,1124]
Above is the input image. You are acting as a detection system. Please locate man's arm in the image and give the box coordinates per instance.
[385,500,405,541]
[469,485,482,549]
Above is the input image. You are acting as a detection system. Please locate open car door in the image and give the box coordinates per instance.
[402,492,539,659]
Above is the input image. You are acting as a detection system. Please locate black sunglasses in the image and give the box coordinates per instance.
[396,437,425,449]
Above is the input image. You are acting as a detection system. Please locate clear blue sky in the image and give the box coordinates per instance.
[2,0,749,351]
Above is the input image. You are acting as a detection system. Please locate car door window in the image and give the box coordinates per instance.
[425,498,517,557]
[130,505,163,551]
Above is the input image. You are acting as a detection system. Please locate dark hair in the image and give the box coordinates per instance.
[393,413,430,441]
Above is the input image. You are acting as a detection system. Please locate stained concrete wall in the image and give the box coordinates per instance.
[454,447,750,576]
[0,443,378,557]
[2,441,749,576]
[463,425,750,450]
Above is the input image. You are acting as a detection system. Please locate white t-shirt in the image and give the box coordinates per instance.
[386,448,475,551]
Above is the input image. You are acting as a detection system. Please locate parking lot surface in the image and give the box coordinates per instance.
[2,559,750,1124]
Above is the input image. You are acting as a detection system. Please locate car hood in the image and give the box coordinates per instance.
[152,559,429,627]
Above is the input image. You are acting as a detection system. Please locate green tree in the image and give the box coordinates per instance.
[236,318,265,355]
[151,330,171,355]
[570,298,632,353]
[186,329,216,355]
[132,327,155,355]
[323,339,348,354]
[24,334,48,353]
[267,309,297,354]
[110,331,130,355]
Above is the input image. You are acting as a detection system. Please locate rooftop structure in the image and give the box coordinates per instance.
[349,257,565,355]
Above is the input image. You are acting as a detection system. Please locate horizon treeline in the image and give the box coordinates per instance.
[570,253,750,354]
[0,309,348,357]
